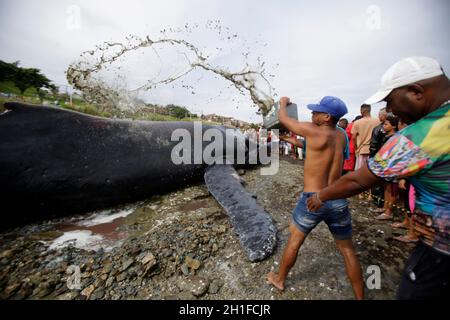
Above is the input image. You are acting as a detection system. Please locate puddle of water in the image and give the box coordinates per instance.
[48,230,104,251]
[79,208,134,227]
[46,207,135,251]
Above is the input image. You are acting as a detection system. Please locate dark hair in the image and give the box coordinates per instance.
[353,115,363,122]
[386,114,399,131]
[361,104,371,112]
[339,118,348,124]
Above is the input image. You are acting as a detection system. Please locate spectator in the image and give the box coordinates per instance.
[342,116,362,174]
[375,114,399,220]
[351,104,380,198]
[369,107,388,157]
[351,104,380,170]
[391,119,419,243]
[338,118,349,130]
[307,56,450,299]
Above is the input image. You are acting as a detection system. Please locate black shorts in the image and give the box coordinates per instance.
[397,241,450,299]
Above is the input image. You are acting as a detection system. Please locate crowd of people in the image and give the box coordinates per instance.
[266,56,450,299]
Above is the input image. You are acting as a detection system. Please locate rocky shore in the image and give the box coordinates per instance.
[0,158,413,300]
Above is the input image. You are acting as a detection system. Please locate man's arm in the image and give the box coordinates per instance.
[280,135,304,148]
[352,133,358,153]
[278,97,315,137]
[307,163,382,211]
[351,122,358,152]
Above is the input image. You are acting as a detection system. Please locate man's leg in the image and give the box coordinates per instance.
[335,239,364,299]
[267,223,307,291]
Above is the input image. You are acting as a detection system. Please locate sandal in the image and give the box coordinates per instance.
[394,235,419,243]
[391,222,408,229]
[376,213,393,220]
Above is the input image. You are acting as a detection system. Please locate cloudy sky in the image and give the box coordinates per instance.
[1,0,449,123]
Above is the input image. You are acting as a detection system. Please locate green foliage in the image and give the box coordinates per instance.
[0,60,57,95]
[166,104,193,119]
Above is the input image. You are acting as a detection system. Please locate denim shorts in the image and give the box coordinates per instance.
[292,192,352,240]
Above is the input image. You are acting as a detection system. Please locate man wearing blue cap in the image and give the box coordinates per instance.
[267,96,364,299]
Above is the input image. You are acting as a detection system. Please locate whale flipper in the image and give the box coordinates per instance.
[204,164,277,262]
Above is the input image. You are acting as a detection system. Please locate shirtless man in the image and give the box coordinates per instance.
[267,96,364,300]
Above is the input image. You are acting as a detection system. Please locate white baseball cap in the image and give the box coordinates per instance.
[365,56,444,105]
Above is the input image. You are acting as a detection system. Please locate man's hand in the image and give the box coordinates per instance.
[279,97,290,107]
[307,193,324,212]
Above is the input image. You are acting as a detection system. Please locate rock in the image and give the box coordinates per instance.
[237,169,246,176]
[56,291,79,300]
[105,276,115,288]
[142,260,158,278]
[34,283,53,299]
[1,283,20,299]
[0,249,15,259]
[131,246,141,256]
[121,258,134,271]
[102,264,113,274]
[116,272,126,282]
[212,225,227,234]
[90,288,105,300]
[208,279,224,294]
[162,249,173,258]
[191,277,210,297]
[29,231,63,241]
[184,256,201,270]
[125,287,136,297]
[177,276,210,297]
[81,284,95,299]
[181,264,190,276]
[141,253,156,266]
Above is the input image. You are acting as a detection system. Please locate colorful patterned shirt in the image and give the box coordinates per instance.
[368,103,450,255]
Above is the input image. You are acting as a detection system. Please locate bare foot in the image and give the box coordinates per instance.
[266,272,285,291]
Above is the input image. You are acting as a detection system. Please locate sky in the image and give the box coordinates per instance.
[1,0,449,124]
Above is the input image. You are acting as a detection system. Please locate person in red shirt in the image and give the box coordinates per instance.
[342,116,362,174]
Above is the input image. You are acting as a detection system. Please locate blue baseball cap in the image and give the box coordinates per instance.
[307,96,348,119]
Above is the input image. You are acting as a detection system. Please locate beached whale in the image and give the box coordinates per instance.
[0,102,276,261]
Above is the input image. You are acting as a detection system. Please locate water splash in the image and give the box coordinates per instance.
[66,21,276,116]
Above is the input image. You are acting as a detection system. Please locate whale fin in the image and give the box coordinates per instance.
[204,164,277,262]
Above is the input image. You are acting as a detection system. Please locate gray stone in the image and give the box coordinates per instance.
[177,276,210,297]
[181,264,190,276]
[121,258,134,271]
[90,288,105,300]
[208,279,224,294]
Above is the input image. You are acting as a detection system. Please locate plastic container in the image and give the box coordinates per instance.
[262,102,298,130]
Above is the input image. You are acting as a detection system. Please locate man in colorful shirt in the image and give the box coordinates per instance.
[306,56,450,299]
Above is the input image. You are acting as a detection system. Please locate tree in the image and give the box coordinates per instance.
[166,104,192,119]
[14,67,57,95]
[0,60,19,82]
[0,60,57,96]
